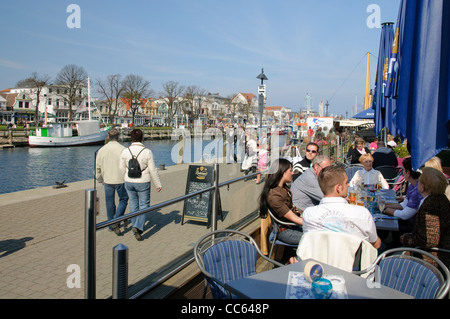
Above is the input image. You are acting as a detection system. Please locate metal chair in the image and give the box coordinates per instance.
[267,209,298,264]
[377,165,404,192]
[355,247,450,299]
[345,164,363,181]
[194,229,283,299]
[376,165,401,182]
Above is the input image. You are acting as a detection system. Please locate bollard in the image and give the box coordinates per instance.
[85,189,97,299]
[212,163,220,233]
[112,243,129,299]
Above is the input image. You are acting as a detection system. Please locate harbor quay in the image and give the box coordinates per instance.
[0,161,262,299]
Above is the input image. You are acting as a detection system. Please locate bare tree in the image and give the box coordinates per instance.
[122,74,153,124]
[184,85,206,120]
[16,72,51,126]
[225,93,239,123]
[54,64,88,120]
[96,74,125,125]
[161,81,185,125]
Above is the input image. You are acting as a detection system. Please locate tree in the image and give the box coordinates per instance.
[161,81,185,126]
[95,74,125,125]
[122,74,153,124]
[225,93,239,123]
[54,64,88,120]
[184,85,206,120]
[16,72,51,126]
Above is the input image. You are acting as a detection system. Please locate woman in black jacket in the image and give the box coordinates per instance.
[347,138,370,164]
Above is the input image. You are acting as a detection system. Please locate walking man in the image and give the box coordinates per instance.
[96,128,129,235]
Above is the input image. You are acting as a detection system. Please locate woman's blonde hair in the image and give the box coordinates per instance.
[424,157,443,172]
[359,153,374,164]
[419,167,448,195]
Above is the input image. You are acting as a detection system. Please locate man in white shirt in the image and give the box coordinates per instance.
[96,128,128,235]
[302,165,381,249]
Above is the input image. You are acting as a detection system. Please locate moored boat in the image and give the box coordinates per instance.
[28,120,111,147]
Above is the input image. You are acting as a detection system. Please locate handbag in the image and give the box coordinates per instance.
[285,146,302,164]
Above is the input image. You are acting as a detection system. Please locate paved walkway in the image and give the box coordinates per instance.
[0,162,262,299]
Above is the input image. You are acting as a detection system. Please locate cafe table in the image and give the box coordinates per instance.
[374,214,399,232]
[224,259,413,299]
[373,189,400,232]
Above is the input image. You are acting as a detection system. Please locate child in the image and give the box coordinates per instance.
[257,143,269,184]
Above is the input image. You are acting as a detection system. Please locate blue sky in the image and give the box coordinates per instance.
[0,0,400,117]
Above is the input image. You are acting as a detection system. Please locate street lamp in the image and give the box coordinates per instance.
[256,68,268,131]
[132,98,141,126]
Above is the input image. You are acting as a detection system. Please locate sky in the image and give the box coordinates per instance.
[0,0,401,118]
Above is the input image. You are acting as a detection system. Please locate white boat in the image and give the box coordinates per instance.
[28,77,111,147]
[28,120,111,147]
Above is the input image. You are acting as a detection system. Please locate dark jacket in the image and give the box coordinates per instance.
[347,147,370,164]
[372,147,398,168]
[401,194,450,268]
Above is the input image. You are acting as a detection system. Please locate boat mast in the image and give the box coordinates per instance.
[87,77,91,121]
[364,52,370,110]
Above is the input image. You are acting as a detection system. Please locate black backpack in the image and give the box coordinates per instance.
[127,148,145,178]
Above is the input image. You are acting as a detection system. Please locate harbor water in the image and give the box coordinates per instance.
[0,139,221,195]
[0,132,289,195]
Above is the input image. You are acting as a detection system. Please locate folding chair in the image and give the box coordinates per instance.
[355,247,450,299]
[194,229,283,299]
[267,209,298,265]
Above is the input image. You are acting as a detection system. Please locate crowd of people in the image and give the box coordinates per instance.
[95,125,450,275]
[259,135,450,271]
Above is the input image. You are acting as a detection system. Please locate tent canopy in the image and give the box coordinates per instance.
[353,109,374,119]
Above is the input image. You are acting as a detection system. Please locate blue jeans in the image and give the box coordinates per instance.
[125,182,151,232]
[104,183,128,230]
[277,226,303,245]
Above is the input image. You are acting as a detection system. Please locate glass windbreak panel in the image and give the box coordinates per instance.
[94,162,261,298]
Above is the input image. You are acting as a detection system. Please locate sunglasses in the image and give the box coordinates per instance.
[306,149,318,154]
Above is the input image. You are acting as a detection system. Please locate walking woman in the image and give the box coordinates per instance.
[120,129,162,241]
[259,158,303,245]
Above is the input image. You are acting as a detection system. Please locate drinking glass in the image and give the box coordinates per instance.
[378,196,386,215]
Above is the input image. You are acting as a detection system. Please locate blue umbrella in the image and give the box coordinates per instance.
[385,0,407,99]
[395,0,450,170]
[372,22,396,136]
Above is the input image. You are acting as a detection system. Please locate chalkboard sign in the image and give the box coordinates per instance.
[182,165,222,226]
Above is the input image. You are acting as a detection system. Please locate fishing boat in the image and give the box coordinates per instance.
[28,120,110,147]
[28,77,111,147]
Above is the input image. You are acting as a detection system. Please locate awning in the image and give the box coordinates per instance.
[353,109,374,119]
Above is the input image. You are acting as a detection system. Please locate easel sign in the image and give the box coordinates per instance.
[182,165,222,227]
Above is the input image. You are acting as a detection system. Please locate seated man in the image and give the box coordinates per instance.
[291,155,331,212]
[292,142,319,181]
[302,165,381,249]
[372,141,397,168]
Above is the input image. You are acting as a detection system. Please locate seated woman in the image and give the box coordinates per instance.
[384,157,423,222]
[259,158,303,245]
[424,156,450,200]
[349,153,389,189]
[400,167,450,268]
[347,137,370,164]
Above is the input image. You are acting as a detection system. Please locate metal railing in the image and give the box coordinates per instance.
[84,136,354,299]
[84,163,262,299]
